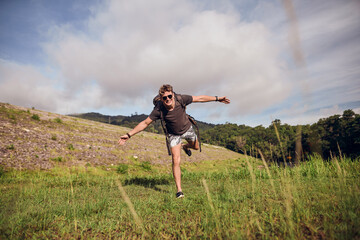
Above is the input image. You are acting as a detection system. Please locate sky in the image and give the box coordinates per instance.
[0,0,359,127]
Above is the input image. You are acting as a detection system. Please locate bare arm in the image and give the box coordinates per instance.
[118,117,153,145]
[192,95,230,104]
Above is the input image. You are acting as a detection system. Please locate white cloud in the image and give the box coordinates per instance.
[0,60,60,111]
[278,105,341,125]
[291,0,360,106]
[0,59,123,114]
[1,0,359,125]
[251,0,360,125]
[41,0,290,119]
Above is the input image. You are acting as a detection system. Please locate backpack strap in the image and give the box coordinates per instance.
[156,103,171,155]
[174,92,186,109]
[188,115,202,152]
[160,109,172,156]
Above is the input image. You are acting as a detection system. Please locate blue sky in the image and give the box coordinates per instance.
[0,0,359,127]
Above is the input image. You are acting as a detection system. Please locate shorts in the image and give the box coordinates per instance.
[168,125,197,148]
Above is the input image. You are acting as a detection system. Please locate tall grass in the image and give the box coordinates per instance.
[0,156,359,239]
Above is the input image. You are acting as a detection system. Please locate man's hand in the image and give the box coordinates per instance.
[118,134,130,146]
[117,117,153,146]
[218,96,230,104]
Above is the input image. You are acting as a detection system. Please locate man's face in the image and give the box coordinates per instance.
[161,91,174,107]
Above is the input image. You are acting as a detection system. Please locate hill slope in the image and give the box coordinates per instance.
[0,103,242,170]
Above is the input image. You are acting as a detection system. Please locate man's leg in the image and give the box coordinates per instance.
[183,139,199,151]
[182,126,199,152]
[171,144,183,193]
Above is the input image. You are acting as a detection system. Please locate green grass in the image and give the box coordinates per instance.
[54,117,63,123]
[116,163,129,174]
[31,114,40,121]
[0,156,359,239]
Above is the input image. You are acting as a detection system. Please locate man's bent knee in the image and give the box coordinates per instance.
[187,140,199,150]
[193,140,200,150]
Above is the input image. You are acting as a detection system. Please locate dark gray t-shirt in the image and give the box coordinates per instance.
[149,94,193,135]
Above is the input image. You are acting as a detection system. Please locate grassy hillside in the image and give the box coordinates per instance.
[1,102,359,239]
[0,102,242,171]
[1,155,359,239]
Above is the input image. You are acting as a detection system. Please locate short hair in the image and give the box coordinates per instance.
[159,84,173,96]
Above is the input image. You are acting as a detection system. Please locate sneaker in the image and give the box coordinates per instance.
[176,191,184,198]
[183,146,192,156]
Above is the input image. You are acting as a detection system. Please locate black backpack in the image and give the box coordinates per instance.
[153,93,202,156]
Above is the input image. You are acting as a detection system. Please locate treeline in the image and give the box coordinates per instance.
[71,110,360,161]
[201,109,360,162]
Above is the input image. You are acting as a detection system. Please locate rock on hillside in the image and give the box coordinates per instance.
[0,103,242,170]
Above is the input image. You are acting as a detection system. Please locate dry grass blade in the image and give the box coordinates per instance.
[295,125,303,164]
[258,149,277,198]
[281,0,305,67]
[282,174,295,239]
[244,152,256,194]
[337,142,344,162]
[202,178,215,212]
[272,122,286,163]
[68,169,77,231]
[202,178,222,239]
[331,152,342,177]
[116,179,148,236]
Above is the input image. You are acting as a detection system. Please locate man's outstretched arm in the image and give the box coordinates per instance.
[118,117,153,145]
[192,95,230,104]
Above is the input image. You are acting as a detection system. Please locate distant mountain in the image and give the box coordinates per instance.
[69,112,126,124]
[69,112,217,134]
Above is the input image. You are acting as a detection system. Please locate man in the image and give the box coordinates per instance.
[118,84,230,198]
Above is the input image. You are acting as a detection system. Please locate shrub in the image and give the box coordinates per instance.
[51,157,62,162]
[6,144,15,150]
[54,118,62,123]
[140,161,152,171]
[116,164,129,174]
[51,135,57,141]
[67,144,75,150]
[31,114,40,121]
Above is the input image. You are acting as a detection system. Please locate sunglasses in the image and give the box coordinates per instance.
[162,94,173,101]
